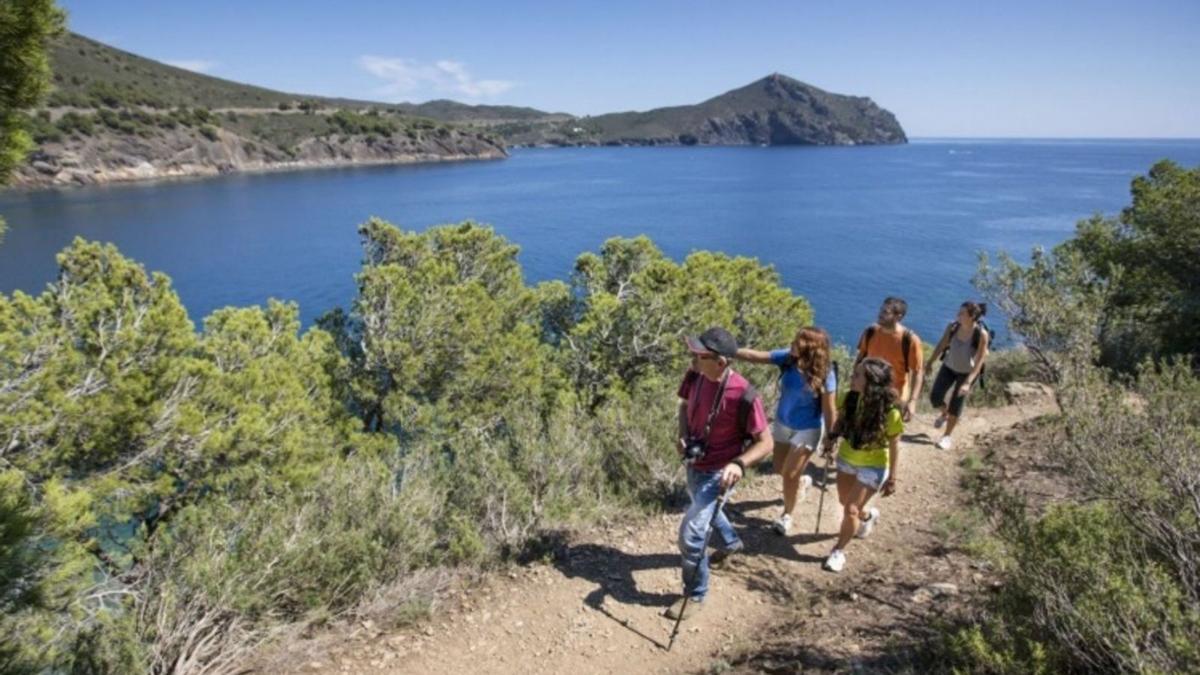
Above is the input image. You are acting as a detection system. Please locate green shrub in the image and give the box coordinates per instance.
[947,502,1199,673]
[2,226,818,672]
[73,452,437,672]
[1063,161,1200,369]
[55,111,95,136]
[328,109,400,138]
[960,161,1200,674]
[198,124,219,141]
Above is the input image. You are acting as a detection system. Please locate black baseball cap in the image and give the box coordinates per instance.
[683,327,739,358]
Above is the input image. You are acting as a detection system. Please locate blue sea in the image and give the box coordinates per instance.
[2,139,1198,346]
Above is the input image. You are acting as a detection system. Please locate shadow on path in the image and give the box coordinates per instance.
[552,542,678,649]
[902,432,936,446]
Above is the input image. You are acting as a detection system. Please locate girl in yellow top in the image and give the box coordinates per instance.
[821,357,902,572]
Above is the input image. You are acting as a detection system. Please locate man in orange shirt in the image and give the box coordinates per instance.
[854,297,924,421]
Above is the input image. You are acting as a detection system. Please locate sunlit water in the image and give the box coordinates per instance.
[3,139,1198,345]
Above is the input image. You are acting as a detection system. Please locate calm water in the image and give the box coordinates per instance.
[2,140,1199,345]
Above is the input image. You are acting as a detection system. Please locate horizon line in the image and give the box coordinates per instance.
[910,135,1200,141]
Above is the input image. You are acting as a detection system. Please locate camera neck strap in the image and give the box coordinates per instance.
[688,368,730,444]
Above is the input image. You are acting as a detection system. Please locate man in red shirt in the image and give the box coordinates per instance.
[667,327,772,621]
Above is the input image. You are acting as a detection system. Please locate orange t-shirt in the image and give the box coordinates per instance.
[856,325,923,393]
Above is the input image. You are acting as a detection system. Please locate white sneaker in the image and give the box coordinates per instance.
[823,549,846,573]
[934,413,947,429]
[937,436,954,451]
[856,507,880,539]
[799,474,813,500]
[772,514,792,536]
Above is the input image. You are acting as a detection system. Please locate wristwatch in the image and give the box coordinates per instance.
[731,458,746,474]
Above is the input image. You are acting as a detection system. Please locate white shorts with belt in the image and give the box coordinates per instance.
[770,420,823,450]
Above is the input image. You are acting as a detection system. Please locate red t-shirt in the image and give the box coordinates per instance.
[677,368,767,472]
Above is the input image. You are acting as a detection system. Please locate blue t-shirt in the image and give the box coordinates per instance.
[769,348,837,430]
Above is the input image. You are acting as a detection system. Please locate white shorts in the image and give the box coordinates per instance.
[770,421,823,451]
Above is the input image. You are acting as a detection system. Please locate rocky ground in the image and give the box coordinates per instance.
[257,386,1056,675]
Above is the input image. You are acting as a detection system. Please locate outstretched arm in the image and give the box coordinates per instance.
[734,347,776,365]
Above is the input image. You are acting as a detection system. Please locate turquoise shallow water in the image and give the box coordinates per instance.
[2,140,1198,345]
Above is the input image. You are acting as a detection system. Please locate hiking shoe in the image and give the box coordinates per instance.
[665,596,704,621]
[856,507,880,539]
[823,549,846,573]
[937,436,954,451]
[799,474,813,500]
[772,514,792,536]
[934,413,947,429]
[709,541,744,569]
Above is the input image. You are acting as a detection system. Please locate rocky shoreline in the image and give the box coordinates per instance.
[13,125,507,189]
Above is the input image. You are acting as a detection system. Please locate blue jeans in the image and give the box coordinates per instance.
[678,467,741,601]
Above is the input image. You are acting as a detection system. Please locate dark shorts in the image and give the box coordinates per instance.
[930,364,971,417]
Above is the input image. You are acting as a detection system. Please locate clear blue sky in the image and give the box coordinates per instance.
[60,0,1200,138]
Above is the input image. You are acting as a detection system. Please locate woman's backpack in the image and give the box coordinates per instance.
[941,320,995,387]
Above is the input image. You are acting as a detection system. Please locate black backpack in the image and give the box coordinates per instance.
[940,320,995,388]
[735,383,759,445]
[857,325,914,373]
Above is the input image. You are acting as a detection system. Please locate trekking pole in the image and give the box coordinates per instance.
[814,450,833,535]
[667,488,731,652]
[816,360,840,536]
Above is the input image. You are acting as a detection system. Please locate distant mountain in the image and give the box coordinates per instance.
[498,74,906,147]
[14,34,905,188]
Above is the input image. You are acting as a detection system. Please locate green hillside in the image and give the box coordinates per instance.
[44,32,562,124]
[46,33,369,110]
[394,99,570,123]
[19,33,512,188]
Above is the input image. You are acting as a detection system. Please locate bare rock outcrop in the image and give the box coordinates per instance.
[14,125,506,188]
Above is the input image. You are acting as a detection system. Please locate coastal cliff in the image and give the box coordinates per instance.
[16,120,506,188]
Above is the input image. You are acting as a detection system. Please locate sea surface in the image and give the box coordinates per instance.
[2,140,1199,346]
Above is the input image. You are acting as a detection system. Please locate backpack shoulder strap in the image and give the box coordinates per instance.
[971,323,983,351]
[901,329,912,372]
[939,322,958,361]
[737,383,759,442]
[856,326,876,364]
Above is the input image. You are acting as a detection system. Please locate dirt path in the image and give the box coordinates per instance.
[280,398,1053,674]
